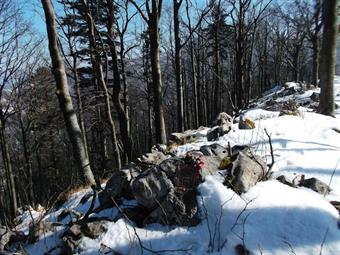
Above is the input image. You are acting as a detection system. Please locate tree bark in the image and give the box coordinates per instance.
[149,1,167,144]
[318,0,338,116]
[41,0,96,186]
[0,120,17,218]
[312,37,320,86]
[79,0,122,168]
[72,53,89,159]
[107,0,132,163]
[173,0,184,132]
[311,0,321,86]
[18,109,34,206]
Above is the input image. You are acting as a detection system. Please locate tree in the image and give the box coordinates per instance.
[173,0,184,132]
[318,0,338,116]
[0,0,42,217]
[130,0,167,144]
[106,0,133,163]
[41,0,96,186]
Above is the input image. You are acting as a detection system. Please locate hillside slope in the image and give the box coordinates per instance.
[7,79,340,255]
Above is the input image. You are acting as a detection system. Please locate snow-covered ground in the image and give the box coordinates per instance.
[13,78,340,255]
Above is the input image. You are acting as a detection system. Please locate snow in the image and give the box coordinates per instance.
[14,78,340,255]
[241,108,280,120]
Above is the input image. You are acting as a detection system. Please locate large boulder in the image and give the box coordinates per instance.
[158,157,185,181]
[144,189,199,226]
[207,113,233,141]
[131,153,210,226]
[131,167,174,208]
[223,150,267,194]
[199,156,221,179]
[99,164,141,207]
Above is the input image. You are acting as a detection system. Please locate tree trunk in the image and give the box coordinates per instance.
[0,120,17,217]
[173,0,184,132]
[312,37,320,86]
[213,18,220,119]
[292,45,300,82]
[41,0,96,186]
[149,9,167,144]
[318,0,338,116]
[72,56,89,159]
[18,110,34,206]
[312,0,321,86]
[79,0,121,168]
[107,0,132,163]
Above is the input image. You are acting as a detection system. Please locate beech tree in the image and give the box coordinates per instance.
[318,0,338,116]
[41,0,96,186]
[130,0,167,144]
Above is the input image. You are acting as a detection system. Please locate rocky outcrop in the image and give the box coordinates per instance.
[207,112,233,141]
[223,148,267,194]
[131,167,174,209]
[99,164,141,207]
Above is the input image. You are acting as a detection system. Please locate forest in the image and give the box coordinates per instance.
[0,0,337,225]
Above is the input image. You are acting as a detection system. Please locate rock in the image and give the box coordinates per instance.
[131,167,174,208]
[166,131,206,154]
[330,201,340,213]
[80,220,108,239]
[279,109,299,116]
[62,236,79,255]
[200,143,229,160]
[158,157,185,181]
[0,226,13,251]
[169,131,200,145]
[219,156,232,170]
[100,164,141,207]
[57,209,83,223]
[1,230,26,252]
[212,112,233,126]
[239,116,255,129]
[310,92,320,102]
[299,175,331,195]
[207,125,231,141]
[235,244,250,255]
[265,99,276,106]
[124,205,153,228]
[151,144,167,153]
[173,155,203,190]
[207,113,233,141]
[61,220,109,254]
[138,151,167,165]
[165,141,179,155]
[144,189,199,226]
[28,221,55,243]
[63,224,83,240]
[223,151,266,194]
[199,156,220,179]
[276,175,296,188]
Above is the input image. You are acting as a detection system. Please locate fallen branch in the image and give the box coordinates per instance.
[264,128,274,179]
